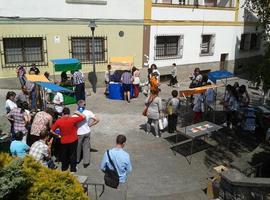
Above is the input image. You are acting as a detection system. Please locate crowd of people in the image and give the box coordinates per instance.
[5,64,100,172]
[4,61,254,200]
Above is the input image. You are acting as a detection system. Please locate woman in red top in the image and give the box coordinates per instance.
[51,107,85,172]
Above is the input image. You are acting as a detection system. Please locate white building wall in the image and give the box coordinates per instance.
[152,7,235,22]
[148,25,263,68]
[0,0,144,20]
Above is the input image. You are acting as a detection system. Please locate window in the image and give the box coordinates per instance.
[3,37,44,65]
[155,35,184,59]
[240,33,261,51]
[70,36,107,64]
[200,34,215,56]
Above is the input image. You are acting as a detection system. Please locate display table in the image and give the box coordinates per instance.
[108,82,133,100]
[177,121,222,164]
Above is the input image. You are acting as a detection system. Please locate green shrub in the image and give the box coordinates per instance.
[0,153,89,200]
[0,159,30,200]
[0,153,13,169]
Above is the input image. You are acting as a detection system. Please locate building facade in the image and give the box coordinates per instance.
[0,0,144,87]
[143,0,263,79]
[0,0,263,87]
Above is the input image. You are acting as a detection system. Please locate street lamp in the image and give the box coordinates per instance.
[88,20,97,93]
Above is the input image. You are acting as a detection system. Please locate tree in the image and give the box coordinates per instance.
[244,0,270,102]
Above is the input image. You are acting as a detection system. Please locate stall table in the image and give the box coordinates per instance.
[176,121,223,164]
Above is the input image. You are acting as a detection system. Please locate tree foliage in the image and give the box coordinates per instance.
[0,153,89,200]
[244,0,270,39]
[244,0,270,94]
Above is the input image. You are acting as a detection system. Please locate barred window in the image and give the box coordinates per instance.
[200,34,215,56]
[155,35,184,60]
[3,37,44,65]
[70,37,107,64]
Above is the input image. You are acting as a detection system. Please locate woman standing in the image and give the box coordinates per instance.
[145,90,162,137]
[132,66,140,98]
[5,91,17,136]
[29,107,55,146]
[5,91,17,113]
[6,101,30,141]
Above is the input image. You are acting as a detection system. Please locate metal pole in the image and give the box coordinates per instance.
[91,29,97,93]
[91,30,96,74]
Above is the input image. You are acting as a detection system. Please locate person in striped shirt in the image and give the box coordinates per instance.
[71,70,85,101]
[121,70,133,103]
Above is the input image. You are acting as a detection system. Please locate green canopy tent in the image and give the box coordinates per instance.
[50,58,82,105]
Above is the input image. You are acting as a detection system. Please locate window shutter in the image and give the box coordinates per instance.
[244,34,251,50]
[210,35,216,55]
[179,35,184,58]
[256,34,261,50]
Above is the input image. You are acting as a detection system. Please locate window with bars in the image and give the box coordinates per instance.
[200,34,215,56]
[155,35,183,60]
[2,37,44,65]
[70,37,107,64]
[240,33,261,51]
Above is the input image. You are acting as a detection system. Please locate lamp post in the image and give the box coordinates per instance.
[88,20,97,93]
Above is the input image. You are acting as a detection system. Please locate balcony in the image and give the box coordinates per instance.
[152,0,236,8]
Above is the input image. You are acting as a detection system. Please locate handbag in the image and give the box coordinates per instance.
[142,96,156,116]
[104,150,119,189]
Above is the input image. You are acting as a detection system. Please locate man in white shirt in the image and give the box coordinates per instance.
[76,100,99,168]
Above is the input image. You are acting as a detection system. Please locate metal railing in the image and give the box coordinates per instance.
[152,0,236,8]
[219,169,270,200]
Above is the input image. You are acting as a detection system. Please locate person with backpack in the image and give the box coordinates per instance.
[167,90,180,133]
[100,135,132,200]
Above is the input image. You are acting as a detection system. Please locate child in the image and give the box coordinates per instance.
[10,131,30,158]
[167,90,180,133]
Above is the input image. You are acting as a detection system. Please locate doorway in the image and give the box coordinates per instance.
[220,53,228,70]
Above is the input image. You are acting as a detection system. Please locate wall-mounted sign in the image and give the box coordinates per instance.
[54,36,61,44]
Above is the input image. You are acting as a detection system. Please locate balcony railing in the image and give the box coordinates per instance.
[152,0,236,8]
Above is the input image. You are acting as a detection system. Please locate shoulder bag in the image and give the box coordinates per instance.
[142,96,156,116]
[104,150,119,189]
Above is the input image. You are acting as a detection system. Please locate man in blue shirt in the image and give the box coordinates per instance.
[100,135,132,200]
[10,131,30,158]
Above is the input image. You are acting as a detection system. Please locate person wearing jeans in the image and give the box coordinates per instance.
[76,100,99,168]
[51,107,85,172]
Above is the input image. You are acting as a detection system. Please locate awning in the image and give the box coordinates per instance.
[36,82,73,93]
[51,58,82,72]
[179,84,223,97]
[208,70,233,83]
[25,74,50,82]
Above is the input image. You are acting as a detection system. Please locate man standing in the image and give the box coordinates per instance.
[72,70,85,101]
[29,130,54,168]
[76,100,99,168]
[100,135,132,200]
[51,107,85,172]
[121,70,133,103]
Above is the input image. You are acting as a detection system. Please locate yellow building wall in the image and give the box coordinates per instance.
[0,23,143,78]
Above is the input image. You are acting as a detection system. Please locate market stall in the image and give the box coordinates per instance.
[108,56,134,100]
[50,58,82,104]
[208,70,233,84]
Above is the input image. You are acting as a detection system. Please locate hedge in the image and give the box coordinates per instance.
[0,153,89,200]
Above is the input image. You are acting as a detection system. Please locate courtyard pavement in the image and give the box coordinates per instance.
[0,77,267,199]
